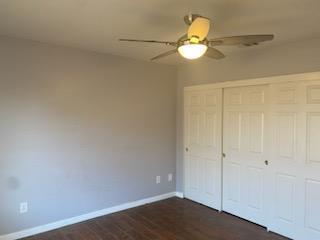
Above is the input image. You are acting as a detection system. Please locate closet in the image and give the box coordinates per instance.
[183,73,320,240]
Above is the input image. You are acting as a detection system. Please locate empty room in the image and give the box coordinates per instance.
[1,1,320,240]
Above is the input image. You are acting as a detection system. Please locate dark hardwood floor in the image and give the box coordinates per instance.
[22,197,289,240]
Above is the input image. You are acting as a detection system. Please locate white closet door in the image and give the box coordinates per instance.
[268,82,300,239]
[269,81,320,240]
[223,85,269,226]
[184,89,223,210]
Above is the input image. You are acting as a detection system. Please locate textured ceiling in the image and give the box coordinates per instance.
[0,0,319,65]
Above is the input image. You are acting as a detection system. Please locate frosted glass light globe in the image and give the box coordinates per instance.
[178,44,208,60]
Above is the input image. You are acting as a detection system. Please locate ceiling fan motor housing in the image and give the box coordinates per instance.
[184,13,202,25]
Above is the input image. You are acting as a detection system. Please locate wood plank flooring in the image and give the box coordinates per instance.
[22,197,289,240]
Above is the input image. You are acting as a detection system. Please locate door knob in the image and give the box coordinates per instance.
[185,147,189,152]
[264,160,269,166]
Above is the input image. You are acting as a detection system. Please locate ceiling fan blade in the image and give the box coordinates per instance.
[187,17,210,41]
[151,49,177,61]
[209,34,274,46]
[119,39,175,46]
[205,47,225,59]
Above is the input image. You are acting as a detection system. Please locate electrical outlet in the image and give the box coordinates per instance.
[168,173,173,182]
[20,202,28,214]
[156,176,161,184]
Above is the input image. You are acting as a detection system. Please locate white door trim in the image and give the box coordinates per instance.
[184,71,320,92]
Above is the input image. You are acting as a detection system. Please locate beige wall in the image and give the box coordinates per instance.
[0,36,177,235]
[176,37,320,191]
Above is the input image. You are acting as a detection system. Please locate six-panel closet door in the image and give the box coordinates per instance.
[222,85,269,227]
[268,80,320,240]
[184,88,223,210]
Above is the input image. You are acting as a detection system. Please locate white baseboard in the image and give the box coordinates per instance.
[175,191,184,198]
[1,191,180,240]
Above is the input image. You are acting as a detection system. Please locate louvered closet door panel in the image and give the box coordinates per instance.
[223,85,268,226]
[184,89,223,210]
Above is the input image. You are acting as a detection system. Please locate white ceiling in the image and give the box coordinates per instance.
[0,0,320,65]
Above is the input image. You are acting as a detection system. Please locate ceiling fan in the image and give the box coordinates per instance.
[119,13,274,61]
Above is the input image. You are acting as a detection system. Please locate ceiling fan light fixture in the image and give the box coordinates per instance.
[189,36,200,44]
[178,43,208,60]
[119,13,274,61]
